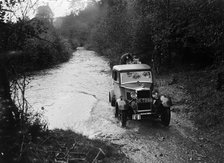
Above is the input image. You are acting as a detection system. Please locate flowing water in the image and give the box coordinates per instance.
[26,48,113,132]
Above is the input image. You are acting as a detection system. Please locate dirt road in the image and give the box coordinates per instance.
[27,48,223,163]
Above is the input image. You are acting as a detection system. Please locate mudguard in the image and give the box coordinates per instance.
[160,95,172,107]
[110,90,116,106]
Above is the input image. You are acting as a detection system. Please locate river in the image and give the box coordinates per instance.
[26,48,115,133]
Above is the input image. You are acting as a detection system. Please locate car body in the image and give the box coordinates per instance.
[109,64,171,127]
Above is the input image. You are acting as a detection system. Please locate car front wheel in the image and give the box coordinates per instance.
[161,107,171,126]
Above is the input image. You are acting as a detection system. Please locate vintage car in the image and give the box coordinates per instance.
[109,64,172,127]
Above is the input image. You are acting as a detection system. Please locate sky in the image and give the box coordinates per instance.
[41,0,71,17]
[38,0,90,17]
[7,0,93,21]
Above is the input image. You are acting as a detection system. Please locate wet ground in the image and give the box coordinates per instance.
[26,48,223,163]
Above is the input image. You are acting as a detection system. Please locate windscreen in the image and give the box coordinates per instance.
[121,71,152,84]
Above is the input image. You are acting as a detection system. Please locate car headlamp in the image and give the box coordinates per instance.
[152,90,159,99]
[131,91,137,99]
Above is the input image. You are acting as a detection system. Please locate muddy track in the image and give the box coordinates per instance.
[91,101,223,162]
[27,49,223,163]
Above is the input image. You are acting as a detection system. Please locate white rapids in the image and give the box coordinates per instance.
[25,49,104,127]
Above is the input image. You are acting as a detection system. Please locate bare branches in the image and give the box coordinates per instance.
[9,63,45,161]
[0,0,40,22]
[18,0,41,20]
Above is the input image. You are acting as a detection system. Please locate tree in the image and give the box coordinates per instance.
[35,4,54,24]
[63,0,224,69]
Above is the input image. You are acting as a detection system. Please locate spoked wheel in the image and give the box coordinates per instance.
[161,107,171,126]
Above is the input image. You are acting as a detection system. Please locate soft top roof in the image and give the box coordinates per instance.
[113,64,151,72]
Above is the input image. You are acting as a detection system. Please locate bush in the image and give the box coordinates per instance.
[0,97,47,162]
[6,24,73,72]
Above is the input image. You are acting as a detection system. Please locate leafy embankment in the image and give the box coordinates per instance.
[155,66,224,149]
[155,67,224,128]
[178,67,224,149]
[1,19,73,75]
[177,69,224,128]
[18,129,127,163]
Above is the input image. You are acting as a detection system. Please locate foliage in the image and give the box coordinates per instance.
[35,4,54,19]
[1,16,72,72]
[56,1,101,48]
[20,19,72,70]
[0,70,48,162]
[64,0,224,69]
[88,0,132,57]
[0,0,24,22]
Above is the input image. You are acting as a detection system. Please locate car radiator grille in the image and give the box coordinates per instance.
[137,103,150,110]
[137,90,151,111]
[137,90,150,98]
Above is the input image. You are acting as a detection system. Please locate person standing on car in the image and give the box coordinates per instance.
[120,53,133,64]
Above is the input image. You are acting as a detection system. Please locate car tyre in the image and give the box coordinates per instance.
[161,107,171,126]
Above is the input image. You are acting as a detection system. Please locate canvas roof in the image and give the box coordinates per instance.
[113,64,151,72]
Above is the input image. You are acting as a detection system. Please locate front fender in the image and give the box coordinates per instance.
[160,95,172,107]
[109,90,115,101]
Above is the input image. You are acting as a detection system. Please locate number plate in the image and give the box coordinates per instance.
[137,98,152,103]
[132,114,141,120]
